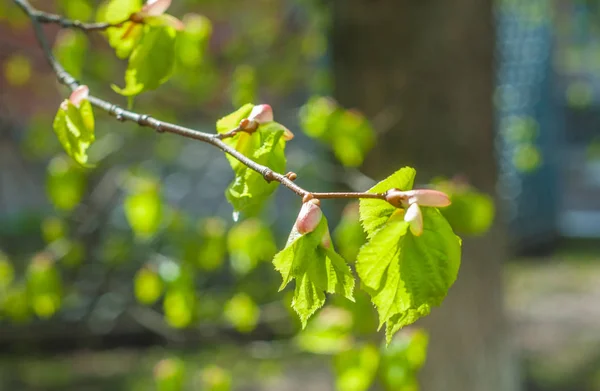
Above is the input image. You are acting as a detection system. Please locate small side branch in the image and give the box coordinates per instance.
[13,0,390,204]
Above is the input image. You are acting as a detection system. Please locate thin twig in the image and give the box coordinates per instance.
[13,0,389,204]
[23,5,123,32]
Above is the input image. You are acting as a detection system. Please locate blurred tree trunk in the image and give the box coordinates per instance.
[331,1,520,391]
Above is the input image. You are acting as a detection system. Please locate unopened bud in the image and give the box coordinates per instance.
[385,188,410,208]
[248,104,274,123]
[239,118,259,133]
[69,85,89,108]
[404,203,423,236]
[285,172,297,181]
[295,199,323,234]
[404,189,451,208]
[141,0,172,16]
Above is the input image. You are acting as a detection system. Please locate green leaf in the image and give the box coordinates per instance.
[216,104,255,170]
[225,123,287,215]
[164,287,195,329]
[356,209,461,343]
[124,186,163,239]
[223,293,260,333]
[333,344,380,391]
[359,167,416,239]
[273,217,355,327]
[112,25,177,97]
[52,100,95,166]
[97,0,143,59]
[26,255,62,319]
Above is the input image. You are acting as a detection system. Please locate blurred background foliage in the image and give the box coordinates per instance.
[2,0,600,390]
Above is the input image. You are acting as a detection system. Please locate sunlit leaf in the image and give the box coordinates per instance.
[359,167,416,239]
[53,99,95,166]
[112,25,177,96]
[46,155,87,211]
[333,344,380,391]
[223,292,260,333]
[176,14,212,68]
[97,0,143,59]
[273,217,354,327]
[224,124,287,215]
[135,267,163,305]
[356,208,461,343]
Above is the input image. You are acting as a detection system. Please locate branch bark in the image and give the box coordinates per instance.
[13,0,389,204]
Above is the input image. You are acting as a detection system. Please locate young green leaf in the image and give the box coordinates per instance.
[273,215,355,327]
[97,0,143,59]
[52,88,95,166]
[112,25,177,97]
[356,208,461,343]
[217,105,291,215]
[333,344,380,391]
[359,167,416,239]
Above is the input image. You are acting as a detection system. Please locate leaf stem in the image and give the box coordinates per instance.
[14,0,390,205]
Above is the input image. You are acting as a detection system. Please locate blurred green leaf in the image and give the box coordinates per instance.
[223,292,260,333]
[60,239,85,268]
[432,178,495,236]
[200,366,232,391]
[231,65,257,107]
[41,216,68,243]
[154,358,185,391]
[227,218,276,275]
[3,54,31,86]
[296,306,353,354]
[164,287,195,329]
[2,284,31,322]
[176,14,212,68]
[273,217,354,327]
[59,0,93,20]
[299,97,375,167]
[196,218,227,271]
[333,344,380,391]
[46,155,87,212]
[124,184,163,239]
[112,25,178,97]
[380,329,429,391]
[53,30,88,79]
[97,0,143,59]
[135,267,163,305]
[0,251,14,289]
[53,99,95,166]
[333,202,366,263]
[26,255,62,319]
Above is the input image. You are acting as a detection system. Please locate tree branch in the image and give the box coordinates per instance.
[14,0,389,204]
[15,1,122,32]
